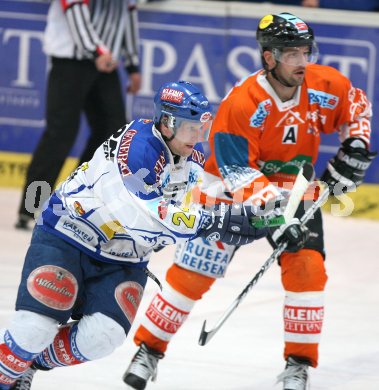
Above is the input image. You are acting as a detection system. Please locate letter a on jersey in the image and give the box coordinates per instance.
[282,125,298,144]
[277,110,303,144]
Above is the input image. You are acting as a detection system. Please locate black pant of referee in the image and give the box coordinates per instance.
[16,57,126,229]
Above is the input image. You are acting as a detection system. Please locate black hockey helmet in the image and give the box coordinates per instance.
[256,13,315,52]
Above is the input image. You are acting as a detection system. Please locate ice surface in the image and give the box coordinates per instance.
[0,188,378,389]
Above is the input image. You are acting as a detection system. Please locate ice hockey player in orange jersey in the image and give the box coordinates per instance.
[123,12,376,390]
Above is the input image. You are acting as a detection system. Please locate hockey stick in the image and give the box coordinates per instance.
[250,162,315,228]
[199,173,329,346]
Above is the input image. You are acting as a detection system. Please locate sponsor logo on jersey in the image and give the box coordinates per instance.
[307,109,326,126]
[260,155,312,176]
[115,281,144,324]
[73,201,85,216]
[220,164,262,193]
[62,221,94,243]
[154,151,166,182]
[308,89,339,109]
[249,99,272,128]
[160,88,184,104]
[26,265,78,311]
[117,129,138,176]
[191,149,205,166]
[108,249,134,257]
[178,239,231,277]
[284,305,324,334]
[306,110,324,137]
[275,110,305,127]
[146,293,189,334]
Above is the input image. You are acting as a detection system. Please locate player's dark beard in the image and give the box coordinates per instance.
[270,67,299,88]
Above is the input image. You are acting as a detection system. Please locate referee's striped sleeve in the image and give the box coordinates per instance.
[62,0,109,58]
[123,1,140,72]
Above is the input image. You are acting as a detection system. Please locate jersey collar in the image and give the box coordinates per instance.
[257,72,302,111]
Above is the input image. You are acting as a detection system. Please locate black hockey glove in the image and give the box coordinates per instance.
[199,203,268,246]
[271,218,310,253]
[320,138,377,195]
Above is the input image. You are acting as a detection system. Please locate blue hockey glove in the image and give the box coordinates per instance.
[321,138,377,195]
[199,203,268,246]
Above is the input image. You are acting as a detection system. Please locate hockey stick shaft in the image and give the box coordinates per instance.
[199,186,330,346]
[251,162,314,228]
[283,162,314,222]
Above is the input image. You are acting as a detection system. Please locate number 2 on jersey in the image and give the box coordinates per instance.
[172,212,196,228]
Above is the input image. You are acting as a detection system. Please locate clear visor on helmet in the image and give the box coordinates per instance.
[166,113,213,143]
[272,41,319,66]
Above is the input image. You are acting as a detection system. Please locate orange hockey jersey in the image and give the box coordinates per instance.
[202,64,372,205]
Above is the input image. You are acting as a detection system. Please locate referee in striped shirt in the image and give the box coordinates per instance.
[16,0,141,229]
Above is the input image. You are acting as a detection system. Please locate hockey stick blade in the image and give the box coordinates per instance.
[198,242,286,346]
[198,293,243,346]
[199,320,209,346]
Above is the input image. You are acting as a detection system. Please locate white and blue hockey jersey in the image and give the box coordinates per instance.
[40,119,209,267]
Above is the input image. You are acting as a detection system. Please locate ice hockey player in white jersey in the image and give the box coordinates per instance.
[0,81,268,389]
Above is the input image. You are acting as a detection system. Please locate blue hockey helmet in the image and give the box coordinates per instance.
[154,81,213,140]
